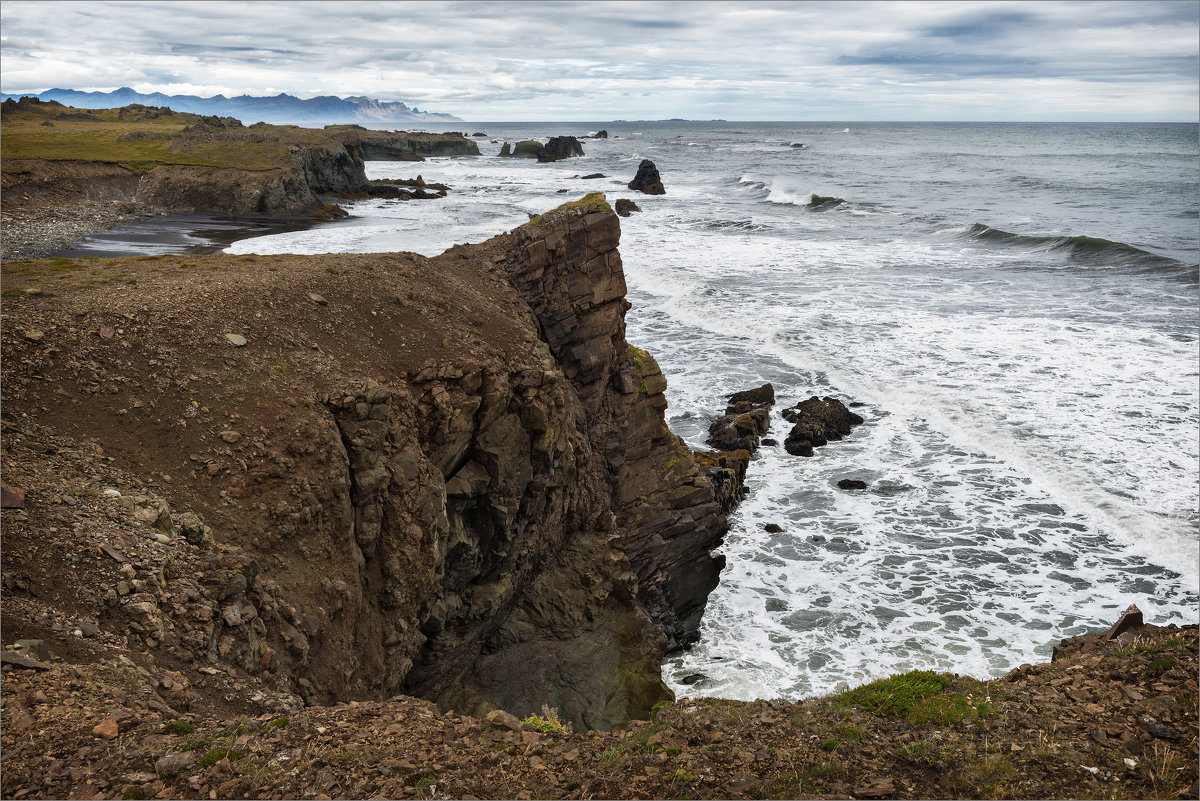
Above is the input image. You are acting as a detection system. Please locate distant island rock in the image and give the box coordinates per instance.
[0,87,462,124]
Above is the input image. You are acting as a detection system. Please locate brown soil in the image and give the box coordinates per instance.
[2,235,1197,801]
[2,613,1196,800]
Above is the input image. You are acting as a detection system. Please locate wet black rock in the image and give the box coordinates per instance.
[615,198,641,217]
[628,159,666,195]
[764,523,784,533]
[537,136,585,162]
[837,479,868,490]
[782,396,864,457]
[707,383,774,452]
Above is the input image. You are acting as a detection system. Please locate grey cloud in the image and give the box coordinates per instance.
[0,0,1195,121]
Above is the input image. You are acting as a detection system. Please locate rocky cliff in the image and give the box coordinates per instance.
[0,101,481,229]
[0,194,725,731]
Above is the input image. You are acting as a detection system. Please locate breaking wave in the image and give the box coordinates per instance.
[964,223,1198,280]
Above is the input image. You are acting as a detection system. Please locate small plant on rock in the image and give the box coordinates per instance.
[520,704,572,734]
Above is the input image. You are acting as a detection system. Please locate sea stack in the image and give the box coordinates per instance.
[628,159,666,195]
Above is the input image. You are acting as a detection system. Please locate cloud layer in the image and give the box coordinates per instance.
[2,0,1196,120]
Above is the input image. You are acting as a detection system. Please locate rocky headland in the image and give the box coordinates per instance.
[0,99,479,260]
[2,114,1197,799]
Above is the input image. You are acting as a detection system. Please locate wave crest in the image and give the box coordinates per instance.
[964,223,1197,281]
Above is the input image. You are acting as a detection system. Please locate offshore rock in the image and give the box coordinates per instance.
[706,383,774,453]
[782,396,864,457]
[628,159,666,195]
[511,139,543,158]
[537,136,585,162]
[615,198,640,217]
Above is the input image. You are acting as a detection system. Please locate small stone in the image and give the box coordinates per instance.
[0,651,50,671]
[218,430,241,444]
[485,709,523,732]
[1,483,26,509]
[14,639,50,660]
[224,333,247,347]
[92,717,121,739]
[78,622,101,638]
[1124,758,1138,770]
[99,326,115,340]
[308,293,328,306]
[23,330,45,342]
[221,605,243,627]
[103,489,122,498]
[154,752,196,778]
[117,580,132,596]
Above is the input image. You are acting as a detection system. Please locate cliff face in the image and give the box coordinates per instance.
[0,195,725,731]
[0,103,480,222]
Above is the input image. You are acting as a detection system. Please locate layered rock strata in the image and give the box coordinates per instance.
[0,193,726,731]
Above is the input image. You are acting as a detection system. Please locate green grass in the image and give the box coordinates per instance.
[520,192,612,227]
[165,720,195,736]
[833,670,999,726]
[198,747,245,767]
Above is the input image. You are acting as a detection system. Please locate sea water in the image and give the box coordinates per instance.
[226,121,1200,700]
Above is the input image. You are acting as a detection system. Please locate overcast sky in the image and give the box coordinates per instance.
[1,0,1197,121]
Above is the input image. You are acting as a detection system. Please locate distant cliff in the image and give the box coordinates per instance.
[0,87,462,124]
[0,100,478,225]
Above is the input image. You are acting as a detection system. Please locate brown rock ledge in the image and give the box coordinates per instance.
[0,193,724,732]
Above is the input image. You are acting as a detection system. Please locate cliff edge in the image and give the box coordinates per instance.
[0,194,725,731]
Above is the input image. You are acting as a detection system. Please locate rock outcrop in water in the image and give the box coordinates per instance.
[536,136,585,162]
[782,396,864,456]
[628,159,666,195]
[509,139,544,158]
[0,193,727,732]
[706,383,775,452]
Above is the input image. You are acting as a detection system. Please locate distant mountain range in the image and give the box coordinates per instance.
[0,88,462,124]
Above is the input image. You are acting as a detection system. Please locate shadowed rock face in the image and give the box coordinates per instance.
[0,192,724,733]
[629,159,666,195]
[536,136,585,162]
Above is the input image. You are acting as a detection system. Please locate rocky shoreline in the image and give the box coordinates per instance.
[2,105,1197,798]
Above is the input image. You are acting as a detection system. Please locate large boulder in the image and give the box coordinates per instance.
[511,139,543,158]
[782,396,864,456]
[537,136,585,162]
[628,159,665,195]
[615,198,640,217]
[498,141,512,157]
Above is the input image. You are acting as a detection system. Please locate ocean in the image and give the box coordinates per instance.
[223,120,1200,700]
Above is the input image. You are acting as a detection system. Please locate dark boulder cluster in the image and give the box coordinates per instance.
[707,383,775,452]
[537,136,585,162]
[615,198,641,217]
[690,384,775,516]
[498,137,586,162]
[782,396,864,457]
[628,159,666,195]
